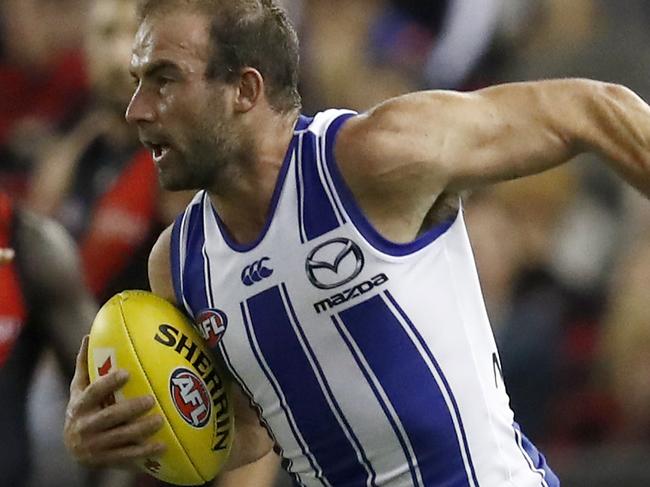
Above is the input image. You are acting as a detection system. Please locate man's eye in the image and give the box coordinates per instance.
[157,76,175,87]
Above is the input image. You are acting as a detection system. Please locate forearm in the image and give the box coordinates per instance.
[448,79,650,194]
[573,81,650,197]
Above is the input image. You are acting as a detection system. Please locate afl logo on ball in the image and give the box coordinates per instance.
[196,308,228,348]
[170,368,212,428]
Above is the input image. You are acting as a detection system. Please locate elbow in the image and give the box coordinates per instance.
[589,82,650,197]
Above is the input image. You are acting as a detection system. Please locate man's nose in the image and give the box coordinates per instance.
[125,87,155,125]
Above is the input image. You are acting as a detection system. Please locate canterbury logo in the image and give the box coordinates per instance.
[241,257,273,286]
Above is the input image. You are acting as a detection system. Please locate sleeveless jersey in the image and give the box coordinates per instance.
[171,110,560,487]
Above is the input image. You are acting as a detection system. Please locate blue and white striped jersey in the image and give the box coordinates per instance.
[170,110,560,487]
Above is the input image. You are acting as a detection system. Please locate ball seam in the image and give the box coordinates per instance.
[117,291,207,483]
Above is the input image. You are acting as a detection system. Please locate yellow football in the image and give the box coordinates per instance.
[88,290,234,485]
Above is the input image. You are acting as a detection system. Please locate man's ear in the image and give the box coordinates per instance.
[234,68,264,113]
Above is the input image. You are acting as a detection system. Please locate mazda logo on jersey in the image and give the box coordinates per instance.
[241,257,273,286]
[305,238,365,289]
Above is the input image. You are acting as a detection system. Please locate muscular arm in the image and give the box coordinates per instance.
[149,226,278,483]
[15,209,97,376]
[336,79,650,239]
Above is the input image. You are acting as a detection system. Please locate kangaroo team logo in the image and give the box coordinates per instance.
[306,238,365,289]
[170,368,212,428]
[196,308,228,348]
[241,257,273,286]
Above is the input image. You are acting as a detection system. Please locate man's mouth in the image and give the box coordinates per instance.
[151,144,170,162]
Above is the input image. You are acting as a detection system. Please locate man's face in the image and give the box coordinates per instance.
[126,10,250,192]
[85,0,139,110]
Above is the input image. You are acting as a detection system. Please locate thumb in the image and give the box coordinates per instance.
[70,335,90,392]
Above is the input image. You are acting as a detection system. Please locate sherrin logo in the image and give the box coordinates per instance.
[170,367,212,428]
[154,323,232,450]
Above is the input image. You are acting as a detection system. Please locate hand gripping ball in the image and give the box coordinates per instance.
[88,290,234,485]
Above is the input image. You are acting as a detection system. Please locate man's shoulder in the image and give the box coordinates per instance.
[302,109,357,137]
[148,224,176,304]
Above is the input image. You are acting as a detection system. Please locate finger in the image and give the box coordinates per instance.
[74,369,130,413]
[85,414,164,451]
[70,335,90,392]
[82,441,167,468]
[78,395,157,434]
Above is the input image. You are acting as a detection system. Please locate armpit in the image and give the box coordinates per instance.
[418,192,462,235]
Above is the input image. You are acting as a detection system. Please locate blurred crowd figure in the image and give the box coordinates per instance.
[2,0,189,485]
[0,192,96,487]
[26,0,191,304]
[1,0,650,486]
[0,0,88,198]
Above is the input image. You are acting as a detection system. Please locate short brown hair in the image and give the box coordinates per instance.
[137,0,301,112]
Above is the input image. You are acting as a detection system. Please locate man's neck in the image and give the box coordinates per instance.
[208,111,299,245]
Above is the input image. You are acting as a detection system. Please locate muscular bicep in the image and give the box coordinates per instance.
[433,82,579,188]
[336,80,584,200]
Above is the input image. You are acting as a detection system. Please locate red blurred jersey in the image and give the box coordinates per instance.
[0,193,27,367]
[78,149,159,298]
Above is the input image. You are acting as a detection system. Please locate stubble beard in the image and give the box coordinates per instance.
[158,117,254,194]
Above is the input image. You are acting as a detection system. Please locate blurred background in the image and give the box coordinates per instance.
[1,0,649,486]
